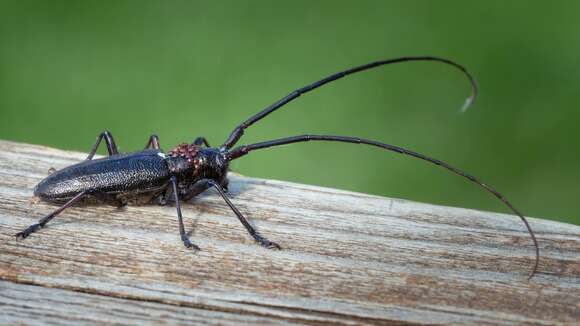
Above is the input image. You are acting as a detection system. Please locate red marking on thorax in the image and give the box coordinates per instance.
[168,144,200,163]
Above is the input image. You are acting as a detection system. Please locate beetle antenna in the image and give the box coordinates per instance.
[227,135,539,279]
[221,56,477,150]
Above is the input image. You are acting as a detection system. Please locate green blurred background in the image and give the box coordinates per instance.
[1,1,578,225]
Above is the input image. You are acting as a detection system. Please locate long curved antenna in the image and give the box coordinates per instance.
[227,135,539,279]
[221,56,478,150]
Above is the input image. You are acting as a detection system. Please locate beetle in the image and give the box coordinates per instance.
[16,56,539,279]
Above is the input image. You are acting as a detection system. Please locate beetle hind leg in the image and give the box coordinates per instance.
[86,131,119,160]
[16,191,87,239]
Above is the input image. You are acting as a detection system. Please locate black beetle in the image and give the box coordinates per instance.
[16,56,539,278]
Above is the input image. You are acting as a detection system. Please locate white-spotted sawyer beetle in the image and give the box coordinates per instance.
[16,56,539,279]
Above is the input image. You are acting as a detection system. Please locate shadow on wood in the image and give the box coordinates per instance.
[0,140,578,325]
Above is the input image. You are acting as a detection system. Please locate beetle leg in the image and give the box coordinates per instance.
[15,191,87,239]
[203,179,280,249]
[179,181,211,202]
[193,137,210,147]
[86,131,119,160]
[144,134,161,150]
[170,176,200,250]
[92,192,127,208]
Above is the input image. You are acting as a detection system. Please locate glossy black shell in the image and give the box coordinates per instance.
[35,150,170,202]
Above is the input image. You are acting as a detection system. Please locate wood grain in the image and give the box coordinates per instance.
[0,140,578,325]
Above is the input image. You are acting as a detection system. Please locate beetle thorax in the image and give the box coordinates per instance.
[166,143,228,182]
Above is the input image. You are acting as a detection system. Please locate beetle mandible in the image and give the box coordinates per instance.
[16,56,539,279]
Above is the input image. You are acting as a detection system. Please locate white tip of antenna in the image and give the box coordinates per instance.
[459,96,474,113]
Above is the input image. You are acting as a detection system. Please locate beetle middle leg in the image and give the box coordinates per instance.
[170,176,200,250]
[15,191,87,239]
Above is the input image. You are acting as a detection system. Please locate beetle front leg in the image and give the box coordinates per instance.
[201,179,280,249]
[86,131,119,160]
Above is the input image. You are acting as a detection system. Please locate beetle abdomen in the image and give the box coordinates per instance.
[35,150,170,201]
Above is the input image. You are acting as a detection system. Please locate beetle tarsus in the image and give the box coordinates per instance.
[15,223,42,239]
[181,235,200,251]
[255,234,281,249]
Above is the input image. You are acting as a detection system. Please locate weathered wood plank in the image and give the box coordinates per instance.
[0,140,579,325]
[0,280,297,325]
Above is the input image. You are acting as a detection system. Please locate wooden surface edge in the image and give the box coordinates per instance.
[0,139,579,325]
